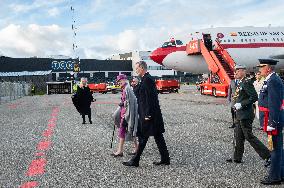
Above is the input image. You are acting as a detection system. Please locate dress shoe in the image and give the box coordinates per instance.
[122,160,139,167]
[89,120,92,124]
[260,177,281,185]
[264,157,271,167]
[82,121,86,124]
[111,153,123,157]
[226,158,242,163]
[153,160,170,165]
[229,124,236,129]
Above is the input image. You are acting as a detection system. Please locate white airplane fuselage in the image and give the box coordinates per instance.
[151,27,284,73]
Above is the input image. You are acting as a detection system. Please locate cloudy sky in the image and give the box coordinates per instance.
[0,0,283,59]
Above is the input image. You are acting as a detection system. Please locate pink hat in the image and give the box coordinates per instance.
[116,74,127,82]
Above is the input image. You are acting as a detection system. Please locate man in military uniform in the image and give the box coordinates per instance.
[257,59,284,185]
[226,64,271,164]
[227,72,238,128]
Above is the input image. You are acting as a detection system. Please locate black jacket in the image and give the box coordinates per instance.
[76,85,93,115]
[136,73,165,136]
[132,84,139,98]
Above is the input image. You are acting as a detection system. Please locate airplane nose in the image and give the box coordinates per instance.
[150,48,165,65]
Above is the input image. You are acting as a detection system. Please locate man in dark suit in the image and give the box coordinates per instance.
[226,64,270,164]
[122,61,170,167]
[257,59,284,185]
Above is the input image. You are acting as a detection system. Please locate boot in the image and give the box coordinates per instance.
[88,114,92,124]
[82,115,86,124]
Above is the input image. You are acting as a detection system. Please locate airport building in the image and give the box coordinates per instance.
[110,51,177,77]
[0,57,132,82]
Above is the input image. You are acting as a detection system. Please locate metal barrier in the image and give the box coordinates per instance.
[0,82,31,104]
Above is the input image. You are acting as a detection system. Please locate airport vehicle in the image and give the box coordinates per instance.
[155,79,180,93]
[88,83,108,94]
[106,82,121,94]
[150,26,284,97]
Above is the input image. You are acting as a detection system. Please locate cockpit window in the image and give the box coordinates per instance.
[162,40,183,48]
[162,41,176,48]
[176,40,183,45]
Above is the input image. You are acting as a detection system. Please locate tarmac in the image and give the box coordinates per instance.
[0,85,278,188]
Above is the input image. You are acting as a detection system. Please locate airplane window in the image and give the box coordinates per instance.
[249,39,251,42]
[162,42,168,47]
[224,40,226,42]
[261,39,264,41]
[241,39,243,42]
[277,38,279,41]
[233,39,235,42]
[273,38,275,41]
[176,40,183,45]
[162,41,176,48]
[265,39,268,41]
[141,56,150,60]
[281,38,283,41]
[245,39,247,42]
[228,39,230,42]
[253,39,255,42]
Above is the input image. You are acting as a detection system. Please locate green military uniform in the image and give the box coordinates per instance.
[233,77,270,162]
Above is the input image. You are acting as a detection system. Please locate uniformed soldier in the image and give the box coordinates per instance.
[226,64,271,164]
[257,59,284,185]
[227,72,238,128]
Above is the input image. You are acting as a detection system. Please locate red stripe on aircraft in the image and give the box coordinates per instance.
[150,46,186,65]
[221,43,284,49]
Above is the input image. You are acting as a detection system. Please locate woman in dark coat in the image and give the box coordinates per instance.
[77,77,94,124]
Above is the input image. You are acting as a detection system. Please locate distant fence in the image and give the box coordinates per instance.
[0,82,31,104]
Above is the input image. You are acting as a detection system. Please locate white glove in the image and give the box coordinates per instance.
[234,103,242,110]
[267,126,275,131]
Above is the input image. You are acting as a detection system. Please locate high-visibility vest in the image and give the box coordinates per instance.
[73,84,78,92]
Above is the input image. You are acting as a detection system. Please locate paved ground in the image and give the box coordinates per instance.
[0,85,278,187]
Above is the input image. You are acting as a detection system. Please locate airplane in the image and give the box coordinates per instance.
[150,26,284,74]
